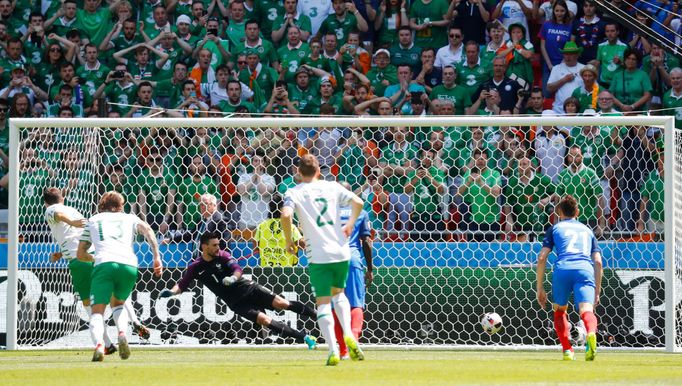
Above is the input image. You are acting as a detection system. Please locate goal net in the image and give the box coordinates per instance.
[4,116,679,351]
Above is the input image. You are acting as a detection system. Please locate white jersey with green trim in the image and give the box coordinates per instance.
[283,180,355,264]
[45,203,85,260]
[81,212,142,267]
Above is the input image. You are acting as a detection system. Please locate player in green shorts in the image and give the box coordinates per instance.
[281,155,365,366]
[44,187,150,356]
[77,191,162,362]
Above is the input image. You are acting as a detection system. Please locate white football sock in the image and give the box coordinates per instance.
[112,305,129,336]
[124,298,140,325]
[316,303,338,355]
[89,313,104,348]
[332,293,353,338]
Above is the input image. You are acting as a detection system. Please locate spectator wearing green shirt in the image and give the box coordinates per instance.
[637,160,664,235]
[366,49,398,97]
[570,64,600,113]
[235,20,279,68]
[408,0,450,49]
[125,81,161,117]
[609,48,652,113]
[277,26,311,82]
[555,146,605,236]
[99,19,145,65]
[389,26,421,69]
[136,150,179,233]
[113,43,170,82]
[272,0,313,45]
[148,31,194,82]
[77,0,122,47]
[428,65,472,115]
[379,126,418,235]
[217,79,257,113]
[405,149,446,241]
[221,0,248,50]
[662,67,682,129]
[317,0,369,46]
[191,17,232,71]
[594,22,627,88]
[642,42,679,110]
[336,128,374,192]
[456,41,491,99]
[503,155,555,241]
[456,148,502,241]
[179,155,220,232]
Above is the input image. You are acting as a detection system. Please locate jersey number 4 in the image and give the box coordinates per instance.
[315,198,334,227]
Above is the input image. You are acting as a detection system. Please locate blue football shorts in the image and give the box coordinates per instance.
[345,250,366,309]
[551,268,595,306]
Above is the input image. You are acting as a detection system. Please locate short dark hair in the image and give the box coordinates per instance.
[298,154,320,177]
[138,81,153,90]
[43,187,63,205]
[199,231,220,247]
[398,25,412,33]
[557,195,579,218]
[623,47,643,66]
[245,19,259,28]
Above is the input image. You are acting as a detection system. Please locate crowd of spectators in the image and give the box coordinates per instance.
[1,0,675,242]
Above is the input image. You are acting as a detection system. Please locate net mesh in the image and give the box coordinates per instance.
[10,119,675,349]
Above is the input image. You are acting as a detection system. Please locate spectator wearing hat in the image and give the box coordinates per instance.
[547,41,585,113]
[173,14,200,48]
[366,48,398,97]
[609,48,652,113]
[571,0,605,63]
[662,67,682,129]
[497,22,534,90]
[0,63,48,104]
[309,76,343,115]
[594,22,627,89]
[570,64,600,113]
[540,0,573,96]
[434,25,464,69]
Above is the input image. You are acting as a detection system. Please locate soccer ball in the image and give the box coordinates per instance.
[481,312,503,335]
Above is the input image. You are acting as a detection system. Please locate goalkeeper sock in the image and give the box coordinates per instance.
[317,303,338,354]
[580,310,598,334]
[268,320,306,342]
[350,307,364,340]
[112,305,129,336]
[333,312,348,356]
[89,313,104,347]
[287,300,317,318]
[124,298,140,325]
[331,293,353,338]
[553,310,572,351]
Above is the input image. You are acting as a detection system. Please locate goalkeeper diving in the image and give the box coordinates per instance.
[158,231,318,348]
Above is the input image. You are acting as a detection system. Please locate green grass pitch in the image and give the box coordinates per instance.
[2,348,682,385]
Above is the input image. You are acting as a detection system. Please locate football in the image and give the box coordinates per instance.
[481,312,503,335]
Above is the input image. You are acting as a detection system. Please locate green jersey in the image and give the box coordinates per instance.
[389,43,422,68]
[33,62,60,95]
[407,166,446,214]
[569,126,615,177]
[254,0,285,37]
[456,62,491,97]
[379,143,419,194]
[136,169,178,215]
[272,14,312,43]
[319,13,360,46]
[217,99,257,113]
[277,42,310,82]
[429,84,471,115]
[662,89,682,129]
[641,170,664,222]
[308,93,344,115]
[570,84,600,113]
[336,145,366,192]
[49,16,82,38]
[609,69,652,106]
[556,165,603,222]
[595,40,627,86]
[461,167,501,224]
[288,84,319,114]
[366,65,398,97]
[239,65,279,106]
[77,62,111,103]
[154,79,183,100]
[504,173,555,231]
[179,176,219,230]
[409,0,449,48]
[104,81,138,115]
[76,8,113,47]
[226,21,246,49]
[109,34,145,65]
[234,39,279,67]
[642,53,680,96]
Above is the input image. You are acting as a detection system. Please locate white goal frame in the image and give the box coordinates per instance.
[5,115,678,352]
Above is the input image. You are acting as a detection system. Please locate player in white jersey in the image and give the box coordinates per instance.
[281,154,364,366]
[43,188,150,356]
[77,191,163,362]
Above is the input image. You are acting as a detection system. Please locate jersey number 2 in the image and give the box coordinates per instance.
[565,230,590,256]
[315,198,334,227]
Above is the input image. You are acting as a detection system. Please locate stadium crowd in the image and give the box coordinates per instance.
[0,0,674,243]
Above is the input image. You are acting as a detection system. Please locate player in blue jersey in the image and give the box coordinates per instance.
[333,182,374,359]
[536,195,603,361]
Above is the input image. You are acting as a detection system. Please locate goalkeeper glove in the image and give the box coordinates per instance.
[222,275,238,286]
[158,289,174,298]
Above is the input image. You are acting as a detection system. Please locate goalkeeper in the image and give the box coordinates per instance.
[158,231,318,348]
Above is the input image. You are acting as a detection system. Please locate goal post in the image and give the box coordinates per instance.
[4,115,680,351]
